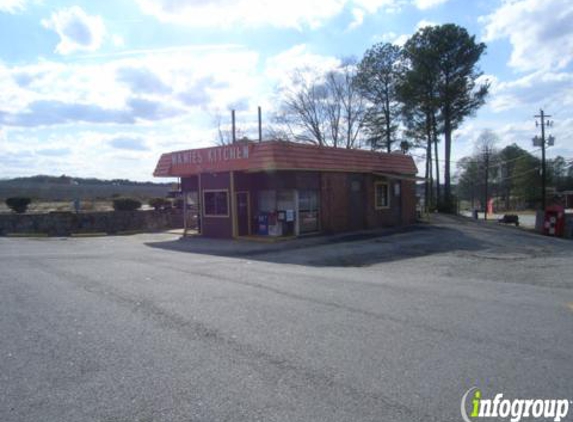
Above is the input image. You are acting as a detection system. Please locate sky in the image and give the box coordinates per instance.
[0,0,571,181]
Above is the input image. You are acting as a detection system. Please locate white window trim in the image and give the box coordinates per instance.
[374,181,390,210]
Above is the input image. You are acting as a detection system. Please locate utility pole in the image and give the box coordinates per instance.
[533,109,554,210]
[483,145,490,221]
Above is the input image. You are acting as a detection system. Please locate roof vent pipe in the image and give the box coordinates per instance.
[231,109,236,144]
[258,106,262,143]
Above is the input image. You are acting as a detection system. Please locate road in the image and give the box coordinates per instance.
[1,215,572,422]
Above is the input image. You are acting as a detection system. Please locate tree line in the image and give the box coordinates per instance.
[456,130,573,210]
[272,23,489,212]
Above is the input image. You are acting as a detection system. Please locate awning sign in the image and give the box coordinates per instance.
[171,145,250,166]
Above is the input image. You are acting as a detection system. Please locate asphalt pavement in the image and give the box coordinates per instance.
[1,214,572,422]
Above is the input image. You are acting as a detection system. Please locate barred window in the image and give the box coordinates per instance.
[374,182,390,209]
[203,190,229,217]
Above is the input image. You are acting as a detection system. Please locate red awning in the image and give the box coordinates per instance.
[154,140,418,178]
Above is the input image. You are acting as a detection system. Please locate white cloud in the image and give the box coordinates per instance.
[42,6,106,55]
[0,45,263,131]
[347,8,365,31]
[0,44,344,179]
[354,0,406,13]
[481,0,573,72]
[136,0,405,29]
[111,35,125,48]
[136,0,341,29]
[0,126,219,180]
[265,44,340,87]
[116,67,172,95]
[392,34,410,46]
[370,20,436,46]
[109,136,149,151]
[413,0,449,10]
[415,19,437,30]
[371,32,397,43]
[471,119,573,165]
[488,71,573,112]
[0,0,26,13]
[451,68,573,168]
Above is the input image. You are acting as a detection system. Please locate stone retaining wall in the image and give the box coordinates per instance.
[0,210,183,236]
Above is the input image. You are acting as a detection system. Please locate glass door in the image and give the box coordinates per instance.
[298,190,320,233]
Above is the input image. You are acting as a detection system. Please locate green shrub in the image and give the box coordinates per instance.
[112,198,142,211]
[5,197,32,214]
[148,197,171,211]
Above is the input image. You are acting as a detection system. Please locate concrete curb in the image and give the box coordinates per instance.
[116,230,144,236]
[5,232,49,237]
[70,232,109,237]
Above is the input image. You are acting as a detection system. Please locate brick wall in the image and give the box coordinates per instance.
[321,174,417,233]
[320,173,350,233]
[401,180,417,225]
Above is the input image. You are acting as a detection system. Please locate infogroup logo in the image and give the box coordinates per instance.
[461,387,571,422]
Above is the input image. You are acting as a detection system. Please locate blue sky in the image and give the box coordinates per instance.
[0,0,571,180]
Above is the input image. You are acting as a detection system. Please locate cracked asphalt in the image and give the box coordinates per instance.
[1,214,572,421]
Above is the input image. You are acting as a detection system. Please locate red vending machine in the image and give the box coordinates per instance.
[543,205,565,237]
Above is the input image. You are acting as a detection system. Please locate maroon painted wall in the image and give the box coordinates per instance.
[235,171,320,191]
[181,176,198,191]
[200,172,233,238]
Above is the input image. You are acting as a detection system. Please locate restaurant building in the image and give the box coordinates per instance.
[153,140,419,238]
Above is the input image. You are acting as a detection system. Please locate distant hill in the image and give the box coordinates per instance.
[0,175,174,201]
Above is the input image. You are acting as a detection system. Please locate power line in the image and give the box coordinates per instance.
[495,166,540,183]
[410,146,548,167]
[458,166,541,186]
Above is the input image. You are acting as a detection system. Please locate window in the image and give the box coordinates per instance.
[258,190,295,212]
[298,190,320,233]
[203,190,229,217]
[374,182,390,209]
[258,190,276,212]
[277,190,295,210]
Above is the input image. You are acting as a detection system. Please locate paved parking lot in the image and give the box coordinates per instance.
[1,214,572,421]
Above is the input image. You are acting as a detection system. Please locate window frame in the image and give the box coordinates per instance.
[203,189,230,218]
[374,181,390,210]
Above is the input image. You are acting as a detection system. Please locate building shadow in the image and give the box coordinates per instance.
[144,224,491,268]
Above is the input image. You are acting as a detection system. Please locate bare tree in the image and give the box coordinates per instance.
[325,59,367,149]
[474,129,499,155]
[475,129,500,215]
[212,109,245,146]
[273,60,366,148]
[274,69,329,145]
